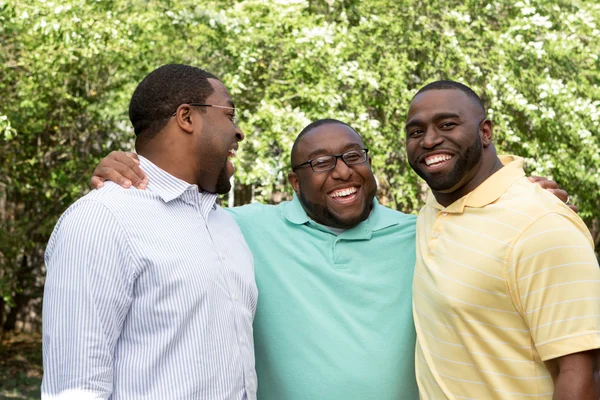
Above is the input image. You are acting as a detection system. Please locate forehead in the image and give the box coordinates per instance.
[407,89,479,121]
[296,123,364,157]
[206,78,233,105]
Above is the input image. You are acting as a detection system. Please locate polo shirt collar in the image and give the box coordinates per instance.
[139,155,218,211]
[283,194,399,235]
[426,155,525,213]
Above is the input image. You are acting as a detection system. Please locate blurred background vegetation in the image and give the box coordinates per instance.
[1,0,599,396]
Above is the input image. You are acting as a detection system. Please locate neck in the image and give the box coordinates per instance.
[137,138,198,188]
[433,152,504,207]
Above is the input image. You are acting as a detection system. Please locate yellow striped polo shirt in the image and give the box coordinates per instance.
[413,156,600,399]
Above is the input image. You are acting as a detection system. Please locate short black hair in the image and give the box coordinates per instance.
[129,64,219,139]
[415,80,485,114]
[290,119,360,166]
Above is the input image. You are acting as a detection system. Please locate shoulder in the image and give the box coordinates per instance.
[226,202,290,238]
[373,203,418,234]
[45,192,129,261]
[376,203,417,223]
[226,202,284,222]
[497,179,594,258]
[84,181,154,209]
[46,183,152,249]
[503,178,590,238]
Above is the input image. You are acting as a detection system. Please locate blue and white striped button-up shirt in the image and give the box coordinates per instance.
[42,156,258,400]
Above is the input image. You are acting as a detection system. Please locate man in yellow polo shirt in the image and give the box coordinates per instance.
[405,80,600,399]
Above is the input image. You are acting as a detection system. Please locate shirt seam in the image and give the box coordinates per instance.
[503,211,589,320]
[76,198,141,291]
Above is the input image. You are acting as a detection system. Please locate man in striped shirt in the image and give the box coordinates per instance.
[42,64,257,399]
[405,80,600,399]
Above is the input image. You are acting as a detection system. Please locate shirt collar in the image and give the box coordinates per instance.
[139,155,218,211]
[283,193,399,236]
[425,155,525,213]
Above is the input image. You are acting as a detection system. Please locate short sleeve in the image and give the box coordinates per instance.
[507,212,600,361]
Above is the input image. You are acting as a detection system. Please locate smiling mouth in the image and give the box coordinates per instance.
[228,148,237,159]
[424,154,452,166]
[328,186,359,204]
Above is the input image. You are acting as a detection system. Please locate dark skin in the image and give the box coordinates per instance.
[405,88,599,399]
[545,350,600,400]
[288,123,378,229]
[90,154,577,214]
[118,78,243,194]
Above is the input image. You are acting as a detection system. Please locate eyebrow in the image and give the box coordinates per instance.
[405,112,461,129]
[306,143,362,160]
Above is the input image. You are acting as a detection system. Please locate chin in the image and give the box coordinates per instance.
[331,209,370,229]
[214,181,232,195]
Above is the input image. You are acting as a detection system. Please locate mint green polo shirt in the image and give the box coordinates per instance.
[228,196,418,400]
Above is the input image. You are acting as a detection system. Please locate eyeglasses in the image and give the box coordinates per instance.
[292,149,369,172]
[172,103,237,123]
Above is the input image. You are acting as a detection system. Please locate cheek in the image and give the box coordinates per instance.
[303,176,328,200]
[405,141,418,158]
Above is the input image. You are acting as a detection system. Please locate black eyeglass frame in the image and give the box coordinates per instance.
[171,103,237,118]
[292,148,370,172]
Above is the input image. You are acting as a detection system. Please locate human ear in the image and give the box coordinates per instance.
[174,105,196,134]
[288,171,300,194]
[480,120,493,147]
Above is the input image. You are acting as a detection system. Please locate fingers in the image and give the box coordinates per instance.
[91,151,148,189]
[90,176,105,189]
[546,188,568,204]
[124,151,140,163]
[529,177,579,213]
[529,176,559,190]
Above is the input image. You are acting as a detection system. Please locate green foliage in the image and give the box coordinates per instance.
[1,0,599,326]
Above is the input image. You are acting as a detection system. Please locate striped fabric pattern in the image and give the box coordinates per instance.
[413,156,600,399]
[42,156,258,400]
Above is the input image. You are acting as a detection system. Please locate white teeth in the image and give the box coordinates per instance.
[329,187,358,198]
[229,149,237,157]
[425,154,452,166]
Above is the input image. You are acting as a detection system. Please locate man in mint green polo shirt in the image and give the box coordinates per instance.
[228,119,418,399]
[91,118,419,399]
[90,118,569,399]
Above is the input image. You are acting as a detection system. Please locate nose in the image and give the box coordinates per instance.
[235,125,244,142]
[330,156,353,180]
[421,126,443,149]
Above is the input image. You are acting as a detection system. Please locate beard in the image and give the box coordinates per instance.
[214,164,232,194]
[412,134,483,192]
[297,190,372,229]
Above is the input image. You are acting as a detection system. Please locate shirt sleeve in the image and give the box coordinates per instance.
[507,211,600,361]
[42,200,135,399]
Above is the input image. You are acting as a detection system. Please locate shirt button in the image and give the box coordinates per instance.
[240,338,246,344]
[220,254,225,261]
[232,293,238,301]
[442,212,448,216]
[433,232,440,238]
